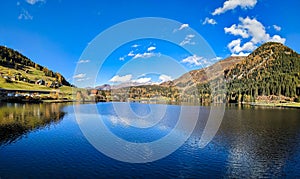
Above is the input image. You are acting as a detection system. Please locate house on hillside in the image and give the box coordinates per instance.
[11,76,16,81]
[49,81,61,88]
[3,76,12,83]
[36,79,45,85]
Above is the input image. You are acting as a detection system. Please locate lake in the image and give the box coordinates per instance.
[0,102,300,178]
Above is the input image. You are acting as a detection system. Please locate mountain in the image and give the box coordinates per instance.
[101,57,246,103]
[94,42,300,103]
[164,56,245,88]
[161,42,300,103]
[0,45,71,90]
[224,42,300,102]
[95,84,111,90]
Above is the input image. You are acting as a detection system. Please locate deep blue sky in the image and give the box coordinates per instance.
[0,0,299,87]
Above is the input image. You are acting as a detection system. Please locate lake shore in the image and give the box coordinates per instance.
[249,102,300,109]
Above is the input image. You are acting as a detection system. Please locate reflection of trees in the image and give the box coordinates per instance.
[0,103,66,146]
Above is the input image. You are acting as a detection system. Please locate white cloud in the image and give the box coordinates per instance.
[76,77,90,82]
[179,24,189,30]
[137,74,146,78]
[132,52,156,59]
[211,57,223,62]
[18,9,33,20]
[26,0,46,5]
[73,73,86,79]
[231,52,250,56]
[173,24,189,32]
[159,74,172,83]
[227,39,256,54]
[212,0,257,15]
[225,17,286,55]
[227,39,241,49]
[133,77,152,84]
[77,59,90,64]
[120,49,158,61]
[181,55,204,67]
[273,25,282,31]
[235,17,285,44]
[180,34,195,46]
[127,51,135,57]
[109,74,132,83]
[203,17,217,25]
[270,35,286,43]
[224,24,249,38]
[239,17,269,43]
[147,46,156,51]
[131,44,139,48]
[181,55,220,67]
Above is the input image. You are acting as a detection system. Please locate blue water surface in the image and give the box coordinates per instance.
[0,102,300,178]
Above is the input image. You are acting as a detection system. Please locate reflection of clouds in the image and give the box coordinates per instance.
[158,125,168,131]
[107,115,130,127]
[105,114,164,129]
[142,145,153,160]
[113,103,167,128]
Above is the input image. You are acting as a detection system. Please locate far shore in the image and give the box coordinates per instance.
[248,102,300,109]
[1,93,300,109]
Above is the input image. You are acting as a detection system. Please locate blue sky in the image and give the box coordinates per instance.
[0,0,299,87]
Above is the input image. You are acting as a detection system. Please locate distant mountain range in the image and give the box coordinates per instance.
[104,42,300,103]
[1,42,299,103]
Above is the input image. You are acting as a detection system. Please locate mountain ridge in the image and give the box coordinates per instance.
[104,42,300,103]
[164,56,245,88]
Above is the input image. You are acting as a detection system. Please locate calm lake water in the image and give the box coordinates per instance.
[0,102,300,178]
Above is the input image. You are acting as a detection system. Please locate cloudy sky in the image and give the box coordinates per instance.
[0,0,299,87]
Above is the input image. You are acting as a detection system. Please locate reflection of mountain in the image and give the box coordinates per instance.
[0,103,66,146]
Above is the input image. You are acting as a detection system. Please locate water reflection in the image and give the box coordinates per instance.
[216,107,300,177]
[0,103,66,146]
[1,103,300,177]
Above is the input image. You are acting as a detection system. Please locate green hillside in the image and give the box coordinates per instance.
[0,46,70,89]
[0,46,72,91]
[0,46,76,101]
[225,42,300,102]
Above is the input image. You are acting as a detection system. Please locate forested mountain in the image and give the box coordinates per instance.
[224,42,300,102]
[0,46,71,88]
[112,42,300,103]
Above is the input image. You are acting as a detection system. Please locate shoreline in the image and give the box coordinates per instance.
[1,96,300,109]
[248,102,300,109]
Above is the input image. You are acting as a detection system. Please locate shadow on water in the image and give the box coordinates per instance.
[0,103,66,146]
